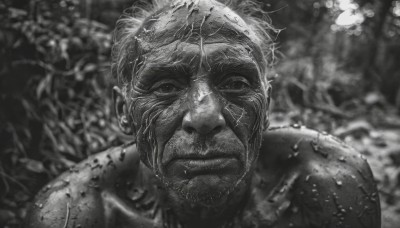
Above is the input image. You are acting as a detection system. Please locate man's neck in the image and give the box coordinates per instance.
[162,179,252,228]
[133,162,254,227]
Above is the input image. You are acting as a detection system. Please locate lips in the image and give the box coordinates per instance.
[165,152,241,178]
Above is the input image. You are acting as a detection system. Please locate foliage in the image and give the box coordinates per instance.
[266,0,400,110]
[0,0,399,227]
[0,1,128,226]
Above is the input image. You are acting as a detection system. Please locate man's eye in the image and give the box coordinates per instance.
[219,77,251,92]
[154,83,180,94]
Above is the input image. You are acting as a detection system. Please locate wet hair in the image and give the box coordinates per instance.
[111,0,277,96]
[112,1,273,190]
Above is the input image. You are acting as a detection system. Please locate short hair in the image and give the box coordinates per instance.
[111,0,276,97]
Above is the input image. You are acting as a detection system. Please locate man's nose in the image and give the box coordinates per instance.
[182,84,226,135]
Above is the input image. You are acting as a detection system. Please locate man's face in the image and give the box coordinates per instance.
[125,0,269,206]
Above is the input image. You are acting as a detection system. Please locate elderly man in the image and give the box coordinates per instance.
[24,0,380,227]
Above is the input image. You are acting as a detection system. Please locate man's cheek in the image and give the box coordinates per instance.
[153,101,186,146]
[131,97,171,167]
[222,100,257,144]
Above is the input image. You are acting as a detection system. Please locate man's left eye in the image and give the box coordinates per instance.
[219,77,251,92]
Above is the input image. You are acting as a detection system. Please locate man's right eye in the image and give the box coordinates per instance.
[152,81,182,95]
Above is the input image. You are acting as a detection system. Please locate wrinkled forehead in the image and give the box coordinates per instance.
[136,41,260,78]
[134,0,265,69]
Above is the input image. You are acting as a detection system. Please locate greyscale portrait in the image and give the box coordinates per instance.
[1,0,400,227]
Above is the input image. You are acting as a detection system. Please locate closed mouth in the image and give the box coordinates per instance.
[167,150,238,166]
[166,153,240,177]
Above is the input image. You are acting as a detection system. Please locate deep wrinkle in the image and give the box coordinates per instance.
[129,2,268,78]
[130,21,268,172]
[123,1,270,224]
[129,42,267,203]
[134,42,263,89]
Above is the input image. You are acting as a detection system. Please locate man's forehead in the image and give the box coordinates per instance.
[136,0,261,52]
[135,41,261,85]
[142,41,258,68]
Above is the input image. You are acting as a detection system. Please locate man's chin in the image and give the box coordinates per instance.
[167,174,240,206]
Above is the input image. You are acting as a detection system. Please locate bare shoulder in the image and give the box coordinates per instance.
[24,143,140,228]
[259,126,381,228]
[261,125,375,176]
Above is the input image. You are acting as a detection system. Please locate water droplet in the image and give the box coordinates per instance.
[287,152,299,159]
[291,123,301,129]
[119,149,126,162]
[288,151,300,159]
[336,180,343,187]
[310,141,328,158]
[42,185,51,193]
[107,160,114,166]
[305,175,311,182]
[291,143,299,152]
[339,156,346,162]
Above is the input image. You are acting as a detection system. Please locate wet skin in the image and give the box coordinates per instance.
[132,41,266,208]
[24,127,381,228]
[117,1,270,223]
[24,0,380,227]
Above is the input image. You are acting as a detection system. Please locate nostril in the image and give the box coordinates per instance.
[182,114,195,134]
[182,102,226,135]
[184,126,195,134]
[211,125,223,135]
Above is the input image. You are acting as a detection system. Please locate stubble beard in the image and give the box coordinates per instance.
[157,144,259,208]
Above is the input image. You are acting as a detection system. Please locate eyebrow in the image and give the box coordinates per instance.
[135,63,191,86]
[209,58,261,83]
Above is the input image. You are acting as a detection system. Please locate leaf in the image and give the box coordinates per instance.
[36,73,52,98]
[0,209,16,222]
[83,63,96,73]
[20,158,45,173]
[75,71,84,81]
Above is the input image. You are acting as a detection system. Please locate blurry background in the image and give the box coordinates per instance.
[0,0,399,227]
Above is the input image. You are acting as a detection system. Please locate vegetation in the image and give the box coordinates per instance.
[0,0,399,227]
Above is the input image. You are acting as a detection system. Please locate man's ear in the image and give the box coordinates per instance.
[113,86,136,139]
[264,85,272,130]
